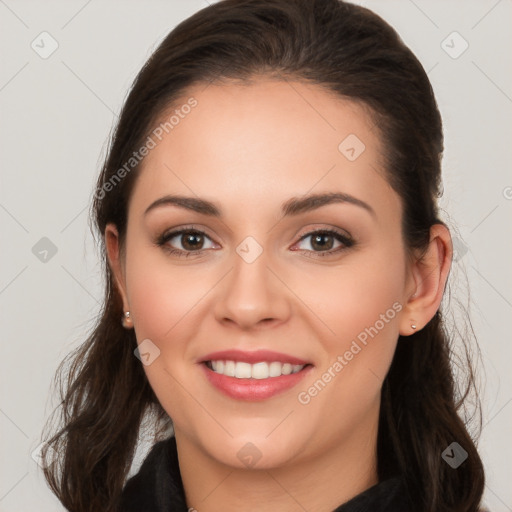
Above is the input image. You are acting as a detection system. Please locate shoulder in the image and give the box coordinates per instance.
[333,476,413,511]
[118,436,188,512]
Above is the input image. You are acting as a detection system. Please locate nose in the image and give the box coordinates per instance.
[213,246,292,331]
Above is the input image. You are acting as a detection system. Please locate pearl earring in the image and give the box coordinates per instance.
[122,311,133,329]
[411,323,417,330]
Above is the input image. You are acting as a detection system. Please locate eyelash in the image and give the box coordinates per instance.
[155,226,355,259]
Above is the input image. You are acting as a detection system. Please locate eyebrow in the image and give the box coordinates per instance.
[144,192,376,219]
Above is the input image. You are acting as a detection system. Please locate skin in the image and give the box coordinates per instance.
[106,78,452,512]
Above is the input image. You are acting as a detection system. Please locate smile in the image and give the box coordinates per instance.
[205,360,306,379]
[201,360,313,401]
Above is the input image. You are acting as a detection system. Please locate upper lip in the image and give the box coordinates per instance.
[199,349,311,365]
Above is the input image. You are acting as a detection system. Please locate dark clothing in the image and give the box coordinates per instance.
[119,436,412,511]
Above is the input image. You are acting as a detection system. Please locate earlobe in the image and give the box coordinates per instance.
[399,223,453,336]
[105,223,130,313]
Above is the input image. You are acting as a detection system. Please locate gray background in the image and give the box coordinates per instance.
[1,0,511,510]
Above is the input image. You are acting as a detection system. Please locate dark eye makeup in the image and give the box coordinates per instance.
[154,225,356,259]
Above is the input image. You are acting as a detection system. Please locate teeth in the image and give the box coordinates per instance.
[269,361,282,377]
[235,362,252,379]
[224,360,235,377]
[252,362,269,379]
[208,360,306,379]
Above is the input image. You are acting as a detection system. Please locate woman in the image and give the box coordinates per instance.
[41,0,486,510]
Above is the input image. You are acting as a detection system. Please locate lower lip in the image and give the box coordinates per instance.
[201,363,313,401]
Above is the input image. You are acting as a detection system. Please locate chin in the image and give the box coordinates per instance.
[198,431,307,470]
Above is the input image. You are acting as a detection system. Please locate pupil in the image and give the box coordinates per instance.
[312,234,333,251]
[183,233,202,250]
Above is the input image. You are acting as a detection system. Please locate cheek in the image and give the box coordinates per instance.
[123,247,222,403]
[122,250,212,423]
[124,240,215,342]
[127,268,193,340]
[295,244,405,403]
[293,248,405,348]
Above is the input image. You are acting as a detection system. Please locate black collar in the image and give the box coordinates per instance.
[120,436,411,511]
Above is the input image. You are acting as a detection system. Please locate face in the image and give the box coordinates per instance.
[108,78,418,470]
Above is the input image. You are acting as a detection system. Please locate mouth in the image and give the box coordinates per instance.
[198,350,314,401]
[204,360,310,379]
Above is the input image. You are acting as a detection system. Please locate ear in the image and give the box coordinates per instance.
[399,223,453,336]
[105,223,129,312]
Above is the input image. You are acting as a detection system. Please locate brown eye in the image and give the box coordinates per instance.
[293,229,354,257]
[310,233,335,251]
[157,228,216,257]
[180,232,205,250]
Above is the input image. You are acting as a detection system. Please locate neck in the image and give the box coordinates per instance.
[175,412,379,512]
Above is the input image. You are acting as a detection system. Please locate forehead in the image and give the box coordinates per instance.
[130,79,401,228]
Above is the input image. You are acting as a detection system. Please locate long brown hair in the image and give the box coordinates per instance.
[41,0,486,510]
